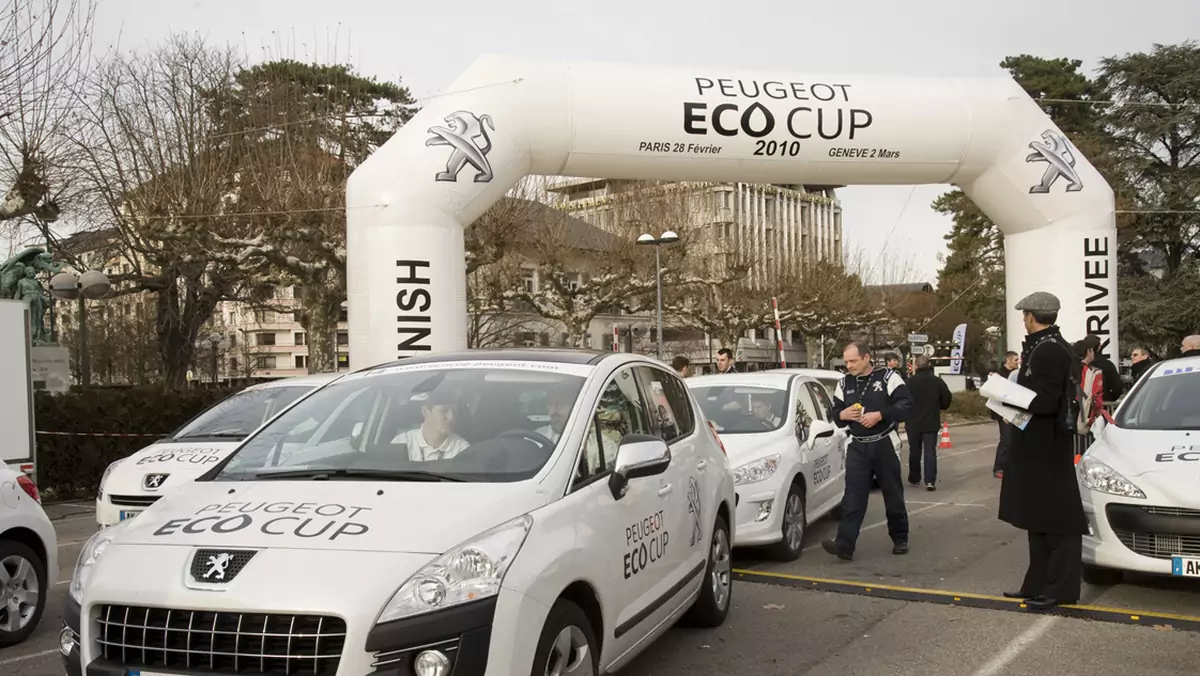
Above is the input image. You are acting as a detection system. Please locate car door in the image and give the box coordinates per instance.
[634,366,708,601]
[796,380,838,513]
[567,365,675,659]
[805,380,846,506]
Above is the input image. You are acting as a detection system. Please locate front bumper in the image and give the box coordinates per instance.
[60,594,82,676]
[731,476,787,547]
[73,545,548,676]
[1082,491,1200,576]
[95,494,160,527]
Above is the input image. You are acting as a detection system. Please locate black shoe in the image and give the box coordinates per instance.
[1026,597,1075,609]
[1002,590,1037,599]
[908,477,920,486]
[822,539,853,561]
[892,542,909,555]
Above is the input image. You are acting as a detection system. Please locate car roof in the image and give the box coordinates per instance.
[241,372,344,391]
[358,348,613,371]
[685,372,803,389]
[775,367,844,381]
[1147,357,1200,377]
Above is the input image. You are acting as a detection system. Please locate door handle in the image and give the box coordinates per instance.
[696,460,707,471]
[658,484,673,496]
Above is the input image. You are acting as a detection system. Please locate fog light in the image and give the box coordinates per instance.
[414,650,451,676]
[58,626,78,656]
[755,500,772,522]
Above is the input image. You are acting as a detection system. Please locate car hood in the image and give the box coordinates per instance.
[104,441,242,495]
[109,479,552,554]
[720,432,793,467]
[1087,425,1200,503]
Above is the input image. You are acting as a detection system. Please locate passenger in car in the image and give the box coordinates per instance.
[391,388,471,460]
[535,385,575,443]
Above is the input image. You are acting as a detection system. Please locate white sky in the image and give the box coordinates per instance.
[62,0,1200,282]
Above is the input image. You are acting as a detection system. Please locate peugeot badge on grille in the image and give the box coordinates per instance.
[189,549,257,585]
[142,473,169,490]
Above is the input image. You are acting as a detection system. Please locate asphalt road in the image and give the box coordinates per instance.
[3,423,1198,675]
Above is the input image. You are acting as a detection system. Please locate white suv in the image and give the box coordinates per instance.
[0,463,57,647]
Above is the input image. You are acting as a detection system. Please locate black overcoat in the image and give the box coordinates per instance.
[997,326,1088,534]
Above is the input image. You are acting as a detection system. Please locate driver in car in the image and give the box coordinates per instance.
[751,396,781,426]
[534,385,575,442]
[393,388,470,461]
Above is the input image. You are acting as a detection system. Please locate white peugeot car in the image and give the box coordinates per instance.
[95,373,342,527]
[62,350,737,676]
[1078,356,1200,585]
[687,371,846,560]
[0,462,57,647]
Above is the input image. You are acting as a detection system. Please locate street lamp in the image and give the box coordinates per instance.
[636,230,679,360]
[203,333,230,384]
[49,269,111,386]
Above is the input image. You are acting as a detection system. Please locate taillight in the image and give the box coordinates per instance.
[16,474,40,503]
[707,420,726,455]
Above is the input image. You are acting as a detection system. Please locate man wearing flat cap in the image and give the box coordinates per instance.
[998,291,1087,608]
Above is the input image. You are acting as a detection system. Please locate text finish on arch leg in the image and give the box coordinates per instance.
[396,259,433,357]
[1084,236,1112,359]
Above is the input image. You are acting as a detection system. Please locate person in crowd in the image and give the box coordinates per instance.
[1072,339,1114,460]
[885,353,906,380]
[1081,334,1122,405]
[672,355,692,378]
[1178,335,1200,359]
[904,355,952,491]
[998,291,1086,609]
[822,341,913,561]
[990,351,1020,478]
[1129,346,1155,384]
[716,348,739,374]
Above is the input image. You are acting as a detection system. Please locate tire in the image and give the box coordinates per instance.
[683,513,732,627]
[767,483,806,561]
[0,539,47,648]
[1082,562,1123,586]
[531,599,599,676]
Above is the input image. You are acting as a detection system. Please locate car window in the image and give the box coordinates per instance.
[635,366,696,442]
[577,368,652,484]
[1115,366,1200,431]
[806,382,833,421]
[213,366,587,483]
[171,385,314,439]
[795,383,820,438]
[691,385,787,434]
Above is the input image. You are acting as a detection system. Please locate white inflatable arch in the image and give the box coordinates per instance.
[346,55,1117,368]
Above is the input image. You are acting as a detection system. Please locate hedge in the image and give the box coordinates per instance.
[32,386,240,502]
[945,389,991,423]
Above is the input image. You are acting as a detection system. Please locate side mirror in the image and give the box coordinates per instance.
[608,434,671,500]
[810,419,836,440]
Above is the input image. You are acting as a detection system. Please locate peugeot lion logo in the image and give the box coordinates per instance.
[142,473,169,490]
[189,549,257,585]
[1025,129,1084,194]
[426,110,496,183]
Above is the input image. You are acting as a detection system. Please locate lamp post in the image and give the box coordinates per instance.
[636,230,679,360]
[49,269,111,387]
[204,333,230,384]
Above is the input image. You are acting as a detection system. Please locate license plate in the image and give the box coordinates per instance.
[1171,556,1200,577]
[119,510,142,521]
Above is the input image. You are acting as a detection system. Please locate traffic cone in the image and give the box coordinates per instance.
[938,423,952,449]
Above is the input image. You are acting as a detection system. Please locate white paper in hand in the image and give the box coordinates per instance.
[980,373,1037,410]
[986,398,1031,431]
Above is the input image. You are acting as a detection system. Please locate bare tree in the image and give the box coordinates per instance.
[69,34,281,388]
[0,0,95,241]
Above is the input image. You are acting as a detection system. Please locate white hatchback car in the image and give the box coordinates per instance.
[0,463,57,647]
[62,350,736,676]
[687,371,847,560]
[1078,356,1200,585]
[95,373,342,527]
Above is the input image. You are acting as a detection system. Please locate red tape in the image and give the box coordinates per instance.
[36,430,168,438]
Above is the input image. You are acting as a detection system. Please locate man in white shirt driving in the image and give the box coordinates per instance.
[534,385,574,443]
[394,388,471,461]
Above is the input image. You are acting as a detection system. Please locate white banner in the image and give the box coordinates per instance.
[949,323,968,375]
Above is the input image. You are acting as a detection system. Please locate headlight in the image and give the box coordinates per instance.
[69,524,125,603]
[733,455,780,486]
[1079,456,1146,499]
[99,459,123,494]
[375,514,533,625]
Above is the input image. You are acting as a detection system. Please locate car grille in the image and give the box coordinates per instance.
[107,494,161,507]
[96,605,346,675]
[1144,505,1200,519]
[1114,531,1200,559]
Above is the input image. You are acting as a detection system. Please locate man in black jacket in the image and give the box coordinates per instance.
[822,341,913,561]
[998,292,1086,609]
[905,356,952,491]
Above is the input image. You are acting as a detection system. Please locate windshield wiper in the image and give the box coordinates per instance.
[252,468,465,482]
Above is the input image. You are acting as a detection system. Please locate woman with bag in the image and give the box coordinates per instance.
[1072,340,1115,461]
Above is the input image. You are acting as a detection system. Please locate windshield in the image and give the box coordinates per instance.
[172,386,315,439]
[1115,365,1200,431]
[212,366,586,482]
[691,385,787,434]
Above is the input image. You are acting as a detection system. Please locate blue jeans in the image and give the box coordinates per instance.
[907,430,938,485]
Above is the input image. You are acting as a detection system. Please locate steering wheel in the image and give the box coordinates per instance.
[496,429,556,450]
